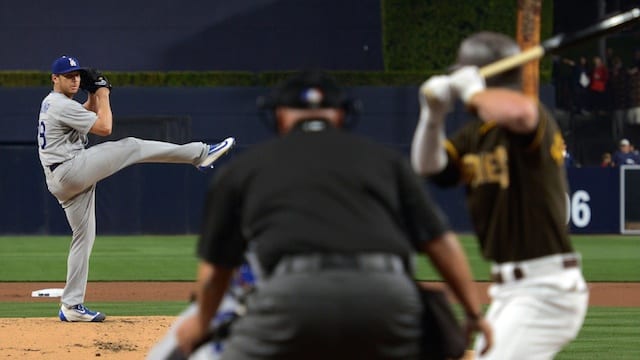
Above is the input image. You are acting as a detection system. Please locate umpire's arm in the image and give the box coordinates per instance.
[421,231,492,355]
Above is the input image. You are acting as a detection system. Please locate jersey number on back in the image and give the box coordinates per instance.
[38,121,46,149]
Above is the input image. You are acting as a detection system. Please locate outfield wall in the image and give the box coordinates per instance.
[0,86,628,235]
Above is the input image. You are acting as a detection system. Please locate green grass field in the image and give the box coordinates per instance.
[1,234,639,359]
[1,234,638,282]
[414,234,640,282]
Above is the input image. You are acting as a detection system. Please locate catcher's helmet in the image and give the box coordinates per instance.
[257,69,361,131]
[451,31,522,88]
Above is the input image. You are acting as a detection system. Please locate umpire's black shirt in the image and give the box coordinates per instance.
[198,119,450,274]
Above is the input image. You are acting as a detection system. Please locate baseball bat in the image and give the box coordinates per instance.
[516,0,542,99]
[423,7,640,97]
[481,7,640,78]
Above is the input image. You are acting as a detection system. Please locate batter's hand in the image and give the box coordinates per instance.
[449,66,485,103]
[80,68,112,94]
[464,315,493,356]
[419,75,454,113]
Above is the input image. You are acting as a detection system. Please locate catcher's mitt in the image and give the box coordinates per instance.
[80,68,112,93]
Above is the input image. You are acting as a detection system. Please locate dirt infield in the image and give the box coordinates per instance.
[1,281,639,359]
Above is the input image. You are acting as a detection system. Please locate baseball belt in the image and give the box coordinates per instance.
[491,253,580,284]
[271,253,407,277]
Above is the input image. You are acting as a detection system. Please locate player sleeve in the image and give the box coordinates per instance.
[197,166,246,268]
[396,158,451,249]
[60,100,97,135]
[429,139,463,187]
[512,103,566,167]
[509,102,552,153]
[429,123,472,188]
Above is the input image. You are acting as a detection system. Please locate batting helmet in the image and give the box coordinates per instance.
[451,31,522,88]
[257,69,361,131]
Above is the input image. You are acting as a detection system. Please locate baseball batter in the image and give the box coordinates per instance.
[38,56,236,322]
[410,32,589,359]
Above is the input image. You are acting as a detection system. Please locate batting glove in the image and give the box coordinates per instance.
[419,75,454,113]
[449,66,485,104]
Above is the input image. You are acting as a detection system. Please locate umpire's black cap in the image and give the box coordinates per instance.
[258,69,349,110]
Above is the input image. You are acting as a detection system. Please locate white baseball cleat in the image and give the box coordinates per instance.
[59,304,106,322]
[198,137,236,170]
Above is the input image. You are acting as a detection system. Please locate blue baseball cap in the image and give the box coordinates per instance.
[51,56,83,74]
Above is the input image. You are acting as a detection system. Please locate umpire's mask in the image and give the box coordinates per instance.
[257,69,361,132]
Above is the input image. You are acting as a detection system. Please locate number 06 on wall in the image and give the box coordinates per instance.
[566,191,592,229]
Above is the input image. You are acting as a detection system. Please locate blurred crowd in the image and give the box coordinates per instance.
[553,48,640,123]
[553,47,640,167]
[599,138,640,167]
[564,137,640,168]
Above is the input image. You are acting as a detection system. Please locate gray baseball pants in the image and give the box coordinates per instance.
[221,269,423,360]
[44,137,209,306]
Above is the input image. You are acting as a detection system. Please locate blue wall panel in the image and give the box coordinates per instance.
[567,167,620,234]
[0,145,69,234]
[2,85,621,235]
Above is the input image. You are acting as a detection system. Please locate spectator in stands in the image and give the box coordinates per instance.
[609,56,629,142]
[589,56,609,115]
[600,152,613,168]
[612,138,639,166]
[631,143,640,162]
[605,47,615,69]
[570,56,590,114]
[552,56,575,112]
[563,142,576,168]
[627,50,640,125]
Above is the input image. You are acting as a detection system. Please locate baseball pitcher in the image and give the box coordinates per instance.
[38,55,236,322]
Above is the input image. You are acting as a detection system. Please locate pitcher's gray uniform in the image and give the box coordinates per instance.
[38,55,235,322]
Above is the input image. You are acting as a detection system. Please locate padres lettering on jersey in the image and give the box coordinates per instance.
[460,131,566,190]
[461,146,509,189]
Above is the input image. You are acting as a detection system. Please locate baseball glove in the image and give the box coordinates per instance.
[80,68,112,93]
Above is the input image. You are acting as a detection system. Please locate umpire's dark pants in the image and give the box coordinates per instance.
[221,258,422,360]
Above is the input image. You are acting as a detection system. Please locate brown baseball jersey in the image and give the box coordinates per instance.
[431,103,574,263]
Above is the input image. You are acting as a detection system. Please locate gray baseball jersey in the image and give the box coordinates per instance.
[38,91,96,167]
